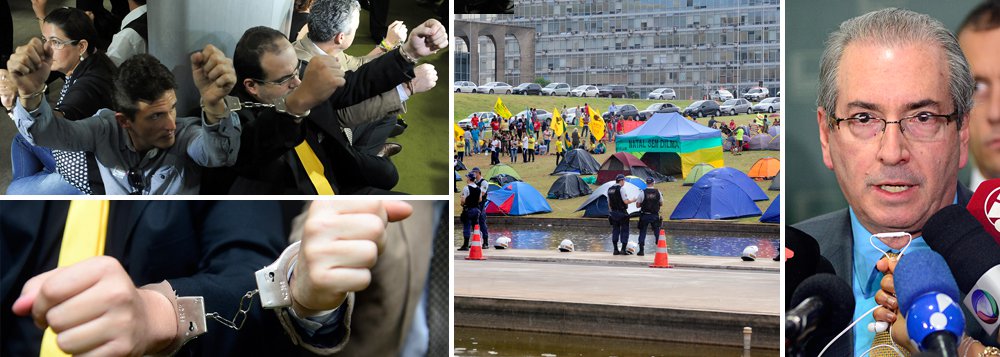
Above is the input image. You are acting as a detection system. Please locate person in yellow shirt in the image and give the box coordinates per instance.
[528,135,537,162]
[456,137,465,162]
[554,138,565,165]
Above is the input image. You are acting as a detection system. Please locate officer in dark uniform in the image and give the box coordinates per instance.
[471,167,490,249]
[458,172,482,251]
[636,177,663,256]
[607,174,637,255]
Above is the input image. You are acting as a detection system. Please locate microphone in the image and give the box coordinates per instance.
[895,250,965,357]
[786,273,854,357]
[965,178,1000,244]
[923,205,1000,339]
[785,226,837,309]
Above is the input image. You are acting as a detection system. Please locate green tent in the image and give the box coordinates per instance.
[485,164,523,181]
[683,163,717,186]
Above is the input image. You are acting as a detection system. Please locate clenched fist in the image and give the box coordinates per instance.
[386,21,408,48]
[410,64,438,95]
[290,201,412,316]
[403,19,449,59]
[11,256,177,357]
[7,38,52,107]
[285,55,346,116]
[191,44,236,121]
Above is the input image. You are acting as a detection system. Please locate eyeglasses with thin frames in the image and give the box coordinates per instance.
[40,37,79,50]
[252,61,305,87]
[832,111,958,142]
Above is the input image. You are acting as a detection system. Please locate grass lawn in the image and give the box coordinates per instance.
[453,94,780,222]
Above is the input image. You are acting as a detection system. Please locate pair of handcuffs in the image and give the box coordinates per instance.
[203,95,310,120]
[175,241,301,345]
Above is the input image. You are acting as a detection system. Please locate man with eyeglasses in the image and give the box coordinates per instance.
[791,8,985,356]
[7,41,241,194]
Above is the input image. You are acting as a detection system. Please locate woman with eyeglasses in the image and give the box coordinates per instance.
[7,7,115,195]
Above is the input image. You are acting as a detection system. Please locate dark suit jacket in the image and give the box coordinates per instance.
[792,183,987,355]
[0,201,342,356]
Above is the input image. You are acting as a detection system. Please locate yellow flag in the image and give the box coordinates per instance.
[551,108,565,137]
[494,97,513,120]
[454,123,465,139]
[588,105,606,141]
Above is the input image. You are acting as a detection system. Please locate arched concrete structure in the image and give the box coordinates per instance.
[454,20,535,85]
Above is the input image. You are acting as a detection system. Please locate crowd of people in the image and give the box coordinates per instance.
[2,0,447,195]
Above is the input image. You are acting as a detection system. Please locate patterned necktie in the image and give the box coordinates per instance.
[40,200,110,357]
[427,204,449,355]
[870,252,910,357]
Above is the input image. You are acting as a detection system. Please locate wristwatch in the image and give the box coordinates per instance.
[274,94,310,119]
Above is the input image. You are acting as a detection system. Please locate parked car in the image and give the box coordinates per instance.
[454,81,478,93]
[457,112,498,130]
[709,89,734,101]
[647,87,677,100]
[541,82,571,96]
[512,83,542,95]
[563,107,581,125]
[570,85,599,97]
[683,100,722,118]
[598,85,629,98]
[477,82,513,94]
[743,87,770,102]
[639,103,680,120]
[720,98,752,116]
[752,97,781,113]
[514,109,553,122]
[602,104,640,120]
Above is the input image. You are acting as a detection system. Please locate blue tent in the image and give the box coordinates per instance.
[485,182,552,216]
[695,167,769,201]
[760,195,780,223]
[670,177,762,220]
[575,181,642,217]
[624,176,647,190]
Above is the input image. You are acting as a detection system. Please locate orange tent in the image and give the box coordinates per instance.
[748,157,780,180]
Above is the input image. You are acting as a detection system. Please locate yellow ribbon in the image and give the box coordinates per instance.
[295,142,335,195]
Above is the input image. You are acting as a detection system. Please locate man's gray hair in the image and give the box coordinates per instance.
[817,8,974,128]
[307,0,360,43]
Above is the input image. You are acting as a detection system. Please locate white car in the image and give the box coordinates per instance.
[647,87,677,100]
[541,82,571,96]
[457,112,498,130]
[752,97,781,113]
[513,109,553,122]
[477,82,513,94]
[709,89,734,101]
[454,81,477,93]
[570,85,599,97]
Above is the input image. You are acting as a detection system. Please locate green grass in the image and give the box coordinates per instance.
[453,93,780,222]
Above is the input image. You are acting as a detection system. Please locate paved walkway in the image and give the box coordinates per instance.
[453,248,780,272]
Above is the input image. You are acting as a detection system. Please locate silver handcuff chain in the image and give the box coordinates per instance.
[205,289,260,331]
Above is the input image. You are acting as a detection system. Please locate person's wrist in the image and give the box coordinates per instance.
[138,288,178,354]
[283,91,311,117]
[398,45,419,64]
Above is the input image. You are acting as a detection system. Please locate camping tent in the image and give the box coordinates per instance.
[454,171,461,181]
[722,134,751,151]
[760,195,780,223]
[551,148,601,175]
[749,157,780,180]
[624,176,648,190]
[670,177,762,220]
[455,160,467,171]
[575,181,642,217]
[490,174,520,187]
[683,163,717,186]
[768,125,780,137]
[485,164,522,181]
[697,167,769,201]
[615,113,724,178]
[767,134,780,150]
[769,170,780,191]
[485,182,552,216]
[597,152,671,183]
[747,133,774,150]
[640,152,682,177]
[547,173,593,199]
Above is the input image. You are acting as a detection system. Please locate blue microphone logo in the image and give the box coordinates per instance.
[972,289,999,324]
[906,292,965,348]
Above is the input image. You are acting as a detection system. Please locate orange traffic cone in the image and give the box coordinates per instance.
[466,225,486,260]
[649,230,672,268]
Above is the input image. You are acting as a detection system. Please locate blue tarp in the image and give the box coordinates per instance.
[617,112,721,141]
[760,195,780,223]
[695,167,769,201]
[670,177,762,220]
[485,182,552,216]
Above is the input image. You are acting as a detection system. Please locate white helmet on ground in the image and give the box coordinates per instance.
[494,236,511,249]
[741,245,759,261]
[558,239,574,252]
[625,241,639,255]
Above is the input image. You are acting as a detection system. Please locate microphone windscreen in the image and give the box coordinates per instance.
[790,273,855,332]
[895,250,961,315]
[786,226,827,308]
[965,178,1000,243]
[922,205,1000,292]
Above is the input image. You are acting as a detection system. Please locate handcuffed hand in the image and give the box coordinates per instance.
[403,19,449,59]
[191,44,237,119]
[410,64,438,95]
[286,55,346,116]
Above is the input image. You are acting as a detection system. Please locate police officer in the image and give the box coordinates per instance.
[471,167,490,249]
[607,174,637,255]
[636,177,663,256]
[458,173,482,251]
